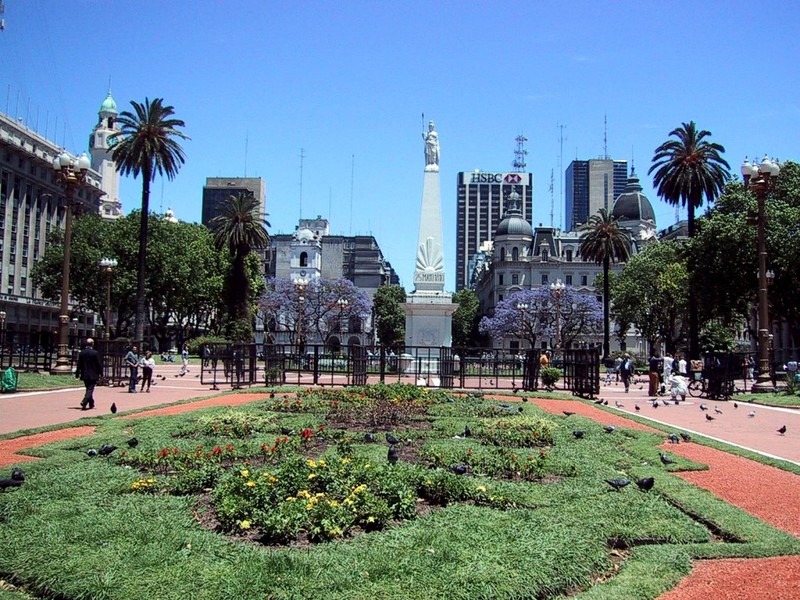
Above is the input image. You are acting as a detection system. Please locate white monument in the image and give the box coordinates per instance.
[403,120,457,361]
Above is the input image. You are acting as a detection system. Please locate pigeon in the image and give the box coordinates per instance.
[668,433,679,444]
[593,398,604,405]
[126,437,139,449]
[635,404,640,412]
[99,444,117,457]
[462,424,471,438]
[110,403,117,414]
[280,427,294,436]
[10,468,24,481]
[778,425,787,435]
[269,392,275,399]
[0,467,25,490]
[699,403,708,411]
[387,445,399,465]
[363,432,375,443]
[733,402,739,409]
[604,425,616,433]
[635,477,655,492]
[572,430,585,439]
[86,449,98,457]
[385,433,399,445]
[705,413,715,421]
[563,411,576,417]
[449,465,468,475]
[748,411,756,418]
[714,405,723,414]
[603,400,609,406]
[614,401,623,408]
[521,397,528,403]
[652,400,659,409]
[518,406,524,413]
[605,478,630,491]
[160,375,166,380]
[679,433,692,442]
[659,452,676,466]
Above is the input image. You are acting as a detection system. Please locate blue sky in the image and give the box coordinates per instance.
[2,1,799,290]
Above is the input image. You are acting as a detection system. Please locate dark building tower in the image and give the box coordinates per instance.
[565,159,627,231]
[455,170,533,291]
[201,177,266,227]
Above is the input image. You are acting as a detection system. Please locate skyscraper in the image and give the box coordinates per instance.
[201,177,266,226]
[565,159,627,231]
[455,170,533,291]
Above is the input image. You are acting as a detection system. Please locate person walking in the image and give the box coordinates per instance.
[648,352,661,397]
[677,353,688,376]
[180,344,190,375]
[139,350,155,392]
[620,353,633,393]
[124,344,139,393]
[75,338,102,410]
[661,353,674,394]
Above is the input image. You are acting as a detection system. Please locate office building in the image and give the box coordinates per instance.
[201,177,266,226]
[455,170,533,291]
[565,159,627,231]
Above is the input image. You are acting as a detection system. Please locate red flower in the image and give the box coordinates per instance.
[212,446,223,455]
[173,447,179,455]
[159,448,170,458]
[226,443,235,452]
[301,428,314,440]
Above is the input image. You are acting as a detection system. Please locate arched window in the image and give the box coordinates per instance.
[565,248,573,262]
[512,246,519,261]
[300,252,308,267]
[541,248,549,262]
[500,247,506,261]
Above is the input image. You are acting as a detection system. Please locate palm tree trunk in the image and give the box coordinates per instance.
[135,165,151,345]
[603,256,610,359]
[687,204,699,360]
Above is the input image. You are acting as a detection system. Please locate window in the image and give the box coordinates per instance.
[580,275,588,286]
[511,273,519,285]
[541,248,548,261]
[498,274,504,285]
[512,246,519,261]
[498,294,504,302]
[565,274,573,285]
[566,248,573,262]
[300,252,308,267]
[541,274,549,285]
[500,247,506,261]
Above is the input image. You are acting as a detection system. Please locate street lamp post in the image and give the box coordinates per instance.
[51,151,90,374]
[0,310,5,362]
[516,301,529,351]
[100,258,118,339]
[550,278,566,352]
[295,277,308,354]
[741,156,781,393]
[337,297,349,344]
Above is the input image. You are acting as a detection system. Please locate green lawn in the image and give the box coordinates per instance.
[0,384,797,599]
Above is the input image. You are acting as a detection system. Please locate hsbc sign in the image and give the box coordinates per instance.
[468,172,528,185]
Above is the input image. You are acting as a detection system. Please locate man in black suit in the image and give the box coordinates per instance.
[75,338,103,410]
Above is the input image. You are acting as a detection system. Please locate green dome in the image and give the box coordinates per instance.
[100,92,117,113]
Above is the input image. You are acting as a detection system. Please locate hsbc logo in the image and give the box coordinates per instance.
[504,174,521,184]
[468,172,526,184]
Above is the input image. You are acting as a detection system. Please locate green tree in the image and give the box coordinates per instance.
[649,121,729,359]
[451,289,480,347]
[373,284,406,346]
[611,241,689,354]
[579,207,630,360]
[209,191,271,341]
[112,98,188,344]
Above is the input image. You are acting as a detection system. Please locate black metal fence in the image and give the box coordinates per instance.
[195,343,604,393]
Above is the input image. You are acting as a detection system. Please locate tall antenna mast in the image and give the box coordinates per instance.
[558,124,566,229]
[298,148,305,220]
[513,134,528,172]
[603,113,609,159]
[349,154,355,236]
[549,169,554,227]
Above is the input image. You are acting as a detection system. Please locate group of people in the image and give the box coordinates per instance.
[74,339,165,410]
[613,351,690,402]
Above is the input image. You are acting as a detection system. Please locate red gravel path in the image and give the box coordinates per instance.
[1,392,799,599]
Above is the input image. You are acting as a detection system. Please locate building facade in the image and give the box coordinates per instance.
[455,170,533,291]
[0,101,111,347]
[565,159,628,231]
[201,177,266,227]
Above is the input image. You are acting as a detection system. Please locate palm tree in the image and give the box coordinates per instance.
[111,98,188,344]
[209,191,270,339]
[579,208,631,360]
[649,121,730,359]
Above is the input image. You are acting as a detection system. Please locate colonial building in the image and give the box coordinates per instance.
[475,172,657,354]
[0,92,122,347]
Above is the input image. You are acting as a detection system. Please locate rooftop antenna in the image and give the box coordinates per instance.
[298,148,305,220]
[603,113,609,159]
[349,154,355,236]
[549,169,554,227]
[513,134,528,172]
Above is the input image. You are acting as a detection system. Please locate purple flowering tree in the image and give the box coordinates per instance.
[479,286,603,349]
[259,277,372,345]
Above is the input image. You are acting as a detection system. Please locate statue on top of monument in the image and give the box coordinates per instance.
[422,120,439,170]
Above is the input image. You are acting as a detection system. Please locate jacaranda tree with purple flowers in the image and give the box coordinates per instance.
[259,278,372,346]
[479,287,603,349]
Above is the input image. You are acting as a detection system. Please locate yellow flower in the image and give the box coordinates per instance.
[476,485,487,493]
[286,496,296,502]
[306,459,317,469]
[366,516,376,523]
[246,480,256,487]
[239,520,251,529]
[308,473,317,479]
[340,457,351,464]
[297,490,310,498]
[240,469,250,478]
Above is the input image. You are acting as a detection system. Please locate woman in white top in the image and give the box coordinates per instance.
[140,351,156,392]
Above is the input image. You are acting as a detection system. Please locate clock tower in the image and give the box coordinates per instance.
[89,90,123,220]
[289,217,325,284]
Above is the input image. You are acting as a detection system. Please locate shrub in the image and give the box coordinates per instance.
[540,366,563,390]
